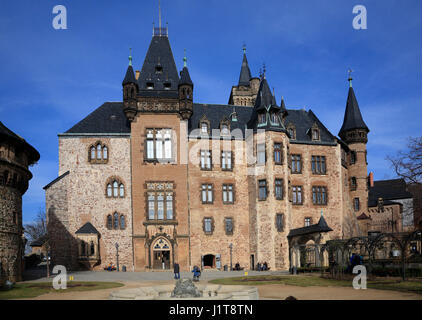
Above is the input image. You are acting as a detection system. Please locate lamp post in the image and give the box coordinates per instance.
[115,242,119,272]
[229,243,233,271]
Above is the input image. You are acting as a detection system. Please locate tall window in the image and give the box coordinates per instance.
[103,146,108,160]
[91,147,96,160]
[258,180,267,200]
[221,151,232,170]
[107,215,112,229]
[257,143,266,165]
[292,186,303,205]
[113,212,119,229]
[350,151,357,164]
[276,214,284,232]
[147,182,174,220]
[312,186,327,205]
[311,156,326,174]
[201,184,213,204]
[275,179,284,200]
[200,150,212,170]
[113,181,118,197]
[291,154,302,173]
[120,215,125,229]
[89,143,108,163]
[354,198,360,212]
[270,112,280,125]
[106,179,125,198]
[225,217,233,235]
[350,177,357,191]
[222,184,234,204]
[304,217,312,227]
[119,184,124,197]
[258,113,266,125]
[274,143,283,164]
[145,129,172,161]
[97,144,102,159]
[203,217,213,234]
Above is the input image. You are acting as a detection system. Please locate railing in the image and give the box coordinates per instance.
[153,27,168,36]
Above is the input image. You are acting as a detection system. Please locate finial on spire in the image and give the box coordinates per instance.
[242,43,246,54]
[183,49,187,67]
[262,63,266,79]
[129,48,132,66]
[348,68,353,88]
[321,209,324,217]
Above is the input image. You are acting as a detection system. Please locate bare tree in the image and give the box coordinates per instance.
[387,136,422,185]
[24,209,47,244]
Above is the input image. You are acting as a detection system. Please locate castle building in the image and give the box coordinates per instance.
[45,21,377,272]
[0,121,39,282]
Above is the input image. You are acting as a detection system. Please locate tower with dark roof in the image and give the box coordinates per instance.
[228,46,260,106]
[178,53,194,120]
[122,50,139,122]
[339,75,369,223]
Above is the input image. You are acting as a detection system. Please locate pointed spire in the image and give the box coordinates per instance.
[122,63,137,86]
[128,48,133,66]
[348,68,353,88]
[180,50,193,87]
[339,75,370,139]
[238,46,252,86]
[183,48,187,67]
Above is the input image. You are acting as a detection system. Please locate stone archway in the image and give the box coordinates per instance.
[203,254,215,268]
[151,237,172,270]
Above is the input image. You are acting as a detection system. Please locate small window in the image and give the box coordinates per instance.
[288,126,296,139]
[274,143,283,164]
[113,212,119,229]
[304,217,312,227]
[292,186,303,205]
[97,144,102,159]
[164,82,171,90]
[351,177,357,191]
[166,194,173,219]
[201,122,209,134]
[312,128,320,141]
[258,180,267,200]
[148,193,155,219]
[103,146,108,160]
[146,82,154,89]
[119,184,124,197]
[120,215,125,229]
[312,186,327,205]
[200,150,212,170]
[223,184,234,204]
[107,184,112,197]
[258,113,266,125]
[350,151,357,164]
[155,65,163,73]
[91,146,96,160]
[221,151,232,170]
[107,215,112,229]
[291,154,302,173]
[221,123,230,135]
[354,198,360,212]
[225,217,233,235]
[90,241,95,256]
[275,179,283,200]
[276,214,284,232]
[113,181,119,197]
[257,143,266,165]
[270,112,280,125]
[201,184,213,204]
[204,217,213,234]
[311,156,326,174]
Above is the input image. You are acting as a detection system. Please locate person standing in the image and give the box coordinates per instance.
[174,262,180,280]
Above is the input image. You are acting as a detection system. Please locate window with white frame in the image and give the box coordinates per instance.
[146,182,174,220]
[257,143,266,165]
[200,150,212,170]
[221,151,232,170]
[145,129,173,161]
[222,184,234,204]
[201,184,213,204]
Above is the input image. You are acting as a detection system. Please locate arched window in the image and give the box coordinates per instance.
[120,215,125,229]
[107,184,112,197]
[120,184,124,197]
[107,215,112,229]
[201,122,208,134]
[97,144,102,159]
[90,146,96,160]
[90,241,95,256]
[113,212,119,229]
[103,146,108,160]
[113,181,118,197]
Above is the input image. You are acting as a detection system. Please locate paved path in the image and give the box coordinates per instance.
[25,270,287,283]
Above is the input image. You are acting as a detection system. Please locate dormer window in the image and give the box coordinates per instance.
[270,112,280,125]
[312,128,320,140]
[155,65,163,73]
[258,113,266,125]
[164,82,171,90]
[146,82,154,90]
[221,123,230,135]
[287,124,296,140]
[201,122,209,134]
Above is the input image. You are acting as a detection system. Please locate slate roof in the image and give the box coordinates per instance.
[368,178,413,207]
[137,35,180,98]
[339,86,369,138]
[75,222,99,234]
[238,53,252,86]
[30,234,48,247]
[122,65,137,86]
[179,66,193,86]
[287,215,333,238]
[0,121,40,164]
[64,102,130,134]
[43,171,70,190]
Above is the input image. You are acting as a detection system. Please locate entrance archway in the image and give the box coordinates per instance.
[203,254,215,268]
[152,237,171,270]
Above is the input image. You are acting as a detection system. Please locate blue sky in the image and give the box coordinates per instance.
[1,0,421,224]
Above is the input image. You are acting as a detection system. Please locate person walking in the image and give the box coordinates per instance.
[192,265,201,282]
[174,262,180,280]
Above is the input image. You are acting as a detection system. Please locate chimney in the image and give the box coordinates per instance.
[369,172,374,187]
[135,70,141,80]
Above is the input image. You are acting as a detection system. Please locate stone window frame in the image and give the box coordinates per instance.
[311,155,327,175]
[221,150,233,171]
[106,212,126,230]
[276,213,285,232]
[144,181,175,221]
[291,154,302,174]
[199,149,212,171]
[201,183,214,204]
[304,217,312,227]
[273,142,283,165]
[88,141,109,164]
[311,123,321,141]
[224,217,234,235]
[199,115,211,136]
[258,179,268,201]
[292,185,303,205]
[350,177,357,191]
[203,217,215,235]
[354,198,360,212]
[222,183,235,204]
[144,128,174,163]
[350,150,357,165]
[220,118,231,136]
[312,186,328,205]
[274,178,284,200]
[105,176,125,198]
[287,123,296,140]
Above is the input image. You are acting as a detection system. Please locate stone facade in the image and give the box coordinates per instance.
[0,121,39,282]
